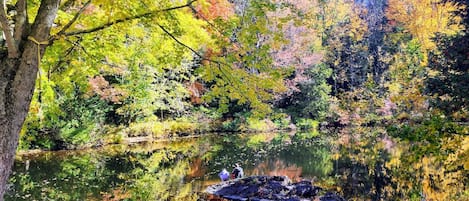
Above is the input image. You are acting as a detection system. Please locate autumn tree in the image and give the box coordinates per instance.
[21,0,214,148]
[384,0,465,118]
[0,0,213,199]
[386,0,464,53]
[198,0,288,116]
[0,0,298,198]
[0,0,61,199]
[426,0,469,119]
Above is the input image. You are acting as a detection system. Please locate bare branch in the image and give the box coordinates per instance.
[55,0,91,37]
[14,0,29,42]
[0,0,18,58]
[62,0,198,37]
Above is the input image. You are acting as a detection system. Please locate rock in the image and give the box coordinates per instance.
[319,192,346,201]
[290,180,322,197]
[205,176,345,201]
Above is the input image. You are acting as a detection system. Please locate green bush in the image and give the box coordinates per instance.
[247,118,276,132]
[168,119,197,135]
[125,122,155,137]
[296,118,319,131]
[271,112,291,130]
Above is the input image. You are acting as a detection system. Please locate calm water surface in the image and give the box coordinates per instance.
[5,128,468,200]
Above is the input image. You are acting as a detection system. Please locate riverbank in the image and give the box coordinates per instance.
[18,115,304,152]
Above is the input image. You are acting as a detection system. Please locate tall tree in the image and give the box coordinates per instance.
[0,1,60,199]
[0,0,201,199]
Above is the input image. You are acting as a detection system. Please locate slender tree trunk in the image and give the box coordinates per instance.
[0,60,22,201]
[0,1,60,200]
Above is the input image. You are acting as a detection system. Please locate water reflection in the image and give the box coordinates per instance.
[6,129,468,200]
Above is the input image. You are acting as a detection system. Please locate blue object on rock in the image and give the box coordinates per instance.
[219,169,230,181]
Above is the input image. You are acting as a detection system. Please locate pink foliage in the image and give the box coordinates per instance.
[377,99,397,116]
[381,135,395,151]
[88,76,126,103]
[268,1,323,96]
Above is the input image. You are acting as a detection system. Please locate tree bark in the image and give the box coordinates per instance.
[0,0,59,200]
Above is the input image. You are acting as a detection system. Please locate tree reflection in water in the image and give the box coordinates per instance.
[6,129,469,201]
[331,126,469,201]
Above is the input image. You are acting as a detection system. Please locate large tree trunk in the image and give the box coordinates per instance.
[0,1,59,200]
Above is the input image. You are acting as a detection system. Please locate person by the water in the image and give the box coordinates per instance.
[231,163,244,179]
[219,168,230,181]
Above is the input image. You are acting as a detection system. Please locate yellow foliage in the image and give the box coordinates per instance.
[386,0,465,51]
[348,8,368,41]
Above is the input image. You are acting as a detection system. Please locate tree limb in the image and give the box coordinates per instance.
[62,0,198,37]
[157,23,237,88]
[157,23,203,59]
[49,38,83,76]
[59,0,77,11]
[0,0,19,58]
[14,0,28,42]
[55,0,91,37]
[188,5,223,36]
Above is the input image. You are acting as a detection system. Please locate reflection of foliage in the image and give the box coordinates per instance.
[8,129,469,200]
[129,160,198,201]
[278,136,333,178]
[331,123,469,201]
[202,132,334,181]
[7,152,121,201]
[387,118,469,200]
[123,140,201,201]
[388,116,462,147]
[332,131,392,200]
[246,134,268,149]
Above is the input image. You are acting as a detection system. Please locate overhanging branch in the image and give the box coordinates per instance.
[61,0,198,37]
[157,23,239,92]
[55,0,91,37]
[157,23,203,59]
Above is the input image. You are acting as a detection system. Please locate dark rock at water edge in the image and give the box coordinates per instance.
[204,176,345,201]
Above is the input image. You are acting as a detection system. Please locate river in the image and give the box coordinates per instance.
[5,127,468,200]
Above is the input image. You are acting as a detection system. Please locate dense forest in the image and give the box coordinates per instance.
[12,0,467,149]
[0,0,468,200]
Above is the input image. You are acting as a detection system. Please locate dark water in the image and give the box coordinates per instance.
[6,128,469,200]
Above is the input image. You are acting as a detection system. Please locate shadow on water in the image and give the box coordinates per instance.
[6,128,469,200]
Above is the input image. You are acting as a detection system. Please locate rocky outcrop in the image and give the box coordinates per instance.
[204,176,345,201]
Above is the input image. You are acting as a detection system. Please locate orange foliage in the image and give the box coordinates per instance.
[187,81,206,104]
[195,0,234,20]
[186,158,207,179]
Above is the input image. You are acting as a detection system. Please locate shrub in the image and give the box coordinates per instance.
[296,118,319,131]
